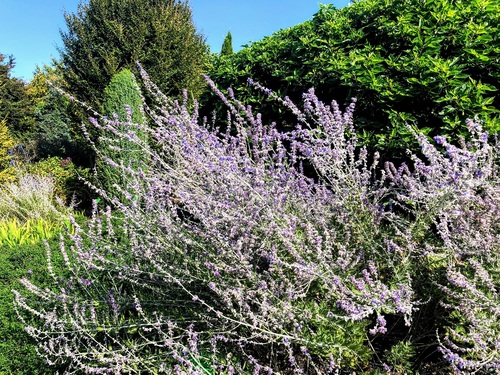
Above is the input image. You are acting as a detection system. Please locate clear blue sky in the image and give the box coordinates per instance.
[0,0,349,82]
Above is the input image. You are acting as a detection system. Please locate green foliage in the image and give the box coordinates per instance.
[384,341,416,373]
[26,63,60,109]
[0,120,15,167]
[25,156,92,206]
[0,119,16,184]
[0,237,71,374]
[0,213,85,373]
[27,63,92,166]
[98,68,147,200]
[24,64,97,212]
[0,54,35,138]
[0,217,78,248]
[298,299,372,368]
[220,31,234,56]
[60,0,209,108]
[205,0,500,159]
[102,69,144,124]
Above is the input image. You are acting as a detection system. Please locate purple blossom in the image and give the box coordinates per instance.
[12,66,499,374]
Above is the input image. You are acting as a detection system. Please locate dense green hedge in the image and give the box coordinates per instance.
[204,0,500,159]
[0,211,87,373]
[0,239,67,374]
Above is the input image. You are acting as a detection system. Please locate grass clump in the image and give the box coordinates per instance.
[0,173,72,223]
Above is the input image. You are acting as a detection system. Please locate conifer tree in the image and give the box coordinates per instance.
[27,63,89,163]
[98,69,147,200]
[102,69,144,125]
[59,0,209,108]
[0,54,35,138]
[220,31,234,56]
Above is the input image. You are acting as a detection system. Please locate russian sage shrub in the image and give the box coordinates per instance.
[13,67,499,373]
[386,122,500,373]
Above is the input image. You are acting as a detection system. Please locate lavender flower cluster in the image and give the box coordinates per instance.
[13,67,499,374]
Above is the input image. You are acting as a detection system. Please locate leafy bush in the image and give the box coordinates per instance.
[25,156,92,206]
[27,63,94,167]
[204,0,500,160]
[32,88,85,161]
[0,119,16,184]
[13,69,499,373]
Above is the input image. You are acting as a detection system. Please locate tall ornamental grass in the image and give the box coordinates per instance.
[13,67,499,374]
[0,174,71,223]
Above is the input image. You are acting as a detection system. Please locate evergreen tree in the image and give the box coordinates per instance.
[98,68,147,200]
[0,54,35,138]
[27,63,90,164]
[102,69,144,124]
[59,0,209,108]
[220,31,233,56]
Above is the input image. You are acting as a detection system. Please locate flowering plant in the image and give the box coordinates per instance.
[14,67,499,374]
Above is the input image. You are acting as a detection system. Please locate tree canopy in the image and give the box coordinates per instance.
[59,0,209,108]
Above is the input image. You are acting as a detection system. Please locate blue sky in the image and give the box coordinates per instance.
[0,0,349,81]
